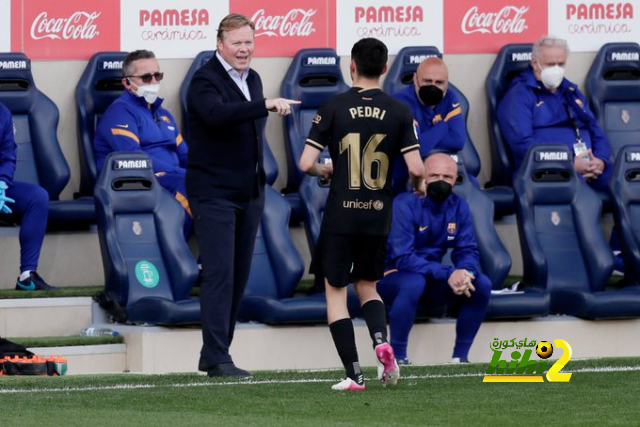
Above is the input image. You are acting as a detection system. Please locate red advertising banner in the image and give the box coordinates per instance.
[444,0,548,53]
[11,0,120,60]
[230,0,336,57]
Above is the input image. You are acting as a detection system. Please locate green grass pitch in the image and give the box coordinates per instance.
[1,357,640,426]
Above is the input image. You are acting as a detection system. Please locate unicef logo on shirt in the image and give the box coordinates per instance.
[135,260,160,288]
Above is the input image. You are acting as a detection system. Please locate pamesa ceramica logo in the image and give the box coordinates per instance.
[483,338,573,383]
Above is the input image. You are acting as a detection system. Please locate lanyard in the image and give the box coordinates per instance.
[563,103,583,143]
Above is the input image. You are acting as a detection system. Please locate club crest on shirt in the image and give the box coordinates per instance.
[447,222,457,235]
[551,211,561,226]
[312,113,322,125]
[160,116,171,123]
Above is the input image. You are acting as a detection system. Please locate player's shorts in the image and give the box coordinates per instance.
[310,232,387,288]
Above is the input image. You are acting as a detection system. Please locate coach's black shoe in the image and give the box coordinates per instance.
[451,357,470,364]
[207,362,252,378]
[15,271,58,291]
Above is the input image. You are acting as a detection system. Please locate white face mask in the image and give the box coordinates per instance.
[538,64,565,90]
[129,80,161,104]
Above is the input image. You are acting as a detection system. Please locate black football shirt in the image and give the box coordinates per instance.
[306,87,419,235]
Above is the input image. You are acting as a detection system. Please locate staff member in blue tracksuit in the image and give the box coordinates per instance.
[94,50,192,239]
[0,102,56,291]
[378,153,490,364]
[392,57,467,195]
[497,35,613,192]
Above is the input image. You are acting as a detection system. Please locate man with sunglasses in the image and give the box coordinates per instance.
[94,49,192,239]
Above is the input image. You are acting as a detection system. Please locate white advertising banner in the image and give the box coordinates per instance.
[549,0,640,52]
[1,1,11,52]
[336,0,444,55]
[120,0,229,59]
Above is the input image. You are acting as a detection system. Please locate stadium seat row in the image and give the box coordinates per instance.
[2,42,640,325]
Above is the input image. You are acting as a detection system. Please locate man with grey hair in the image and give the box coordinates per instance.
[497,35,613,190]
[498,36,622,271]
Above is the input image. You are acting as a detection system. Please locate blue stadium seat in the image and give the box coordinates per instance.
[485,43,533,187]
[385,46,514,216]
[239,184,361,324]
[451,155,549,319]
[94,152,200,325]
[514,144,640,319]
[298,174,327,250]
[585,42,640,158]
[0,52,95,225]
[179,50,279,187]
[383,46,481,177]
[75,51,127,198]
[610,145,640,286]
[280,48,349,193]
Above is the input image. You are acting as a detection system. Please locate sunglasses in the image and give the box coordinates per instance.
[127,72,164,83]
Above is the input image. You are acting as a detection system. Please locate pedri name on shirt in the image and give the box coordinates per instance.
[348,106,387,121]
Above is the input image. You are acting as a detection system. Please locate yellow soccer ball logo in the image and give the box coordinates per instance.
[536,341,554,359]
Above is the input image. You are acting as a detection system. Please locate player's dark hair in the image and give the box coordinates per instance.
[123,50,156,77]
[351,38,388,78]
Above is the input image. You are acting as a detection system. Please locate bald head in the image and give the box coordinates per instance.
[413,57,449,105]
[424,153,457,186]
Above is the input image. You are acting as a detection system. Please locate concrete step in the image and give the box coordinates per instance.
[112,315,640,374]
[0,227,104,289]
[7,296,640,375]
[0,297,92,337]
[27,344,127,375]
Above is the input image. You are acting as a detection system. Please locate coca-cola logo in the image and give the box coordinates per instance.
[251,8,316,37]
[30,11,100,40]
[461,6,529,35]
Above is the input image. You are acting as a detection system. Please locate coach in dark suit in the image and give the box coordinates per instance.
[186,13,299,377]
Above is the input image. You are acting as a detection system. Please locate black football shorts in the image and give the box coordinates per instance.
[311,232,387,288]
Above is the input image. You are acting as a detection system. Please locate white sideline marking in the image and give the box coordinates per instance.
[1,365,639,394]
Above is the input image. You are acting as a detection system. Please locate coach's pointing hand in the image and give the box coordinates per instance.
[266,98,300,116]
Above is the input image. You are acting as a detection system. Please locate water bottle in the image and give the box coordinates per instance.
[80,327,119,337]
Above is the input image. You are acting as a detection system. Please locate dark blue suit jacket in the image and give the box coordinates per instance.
[185,53,268,201]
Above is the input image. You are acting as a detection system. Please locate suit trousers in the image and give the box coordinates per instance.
[190,193,264,369]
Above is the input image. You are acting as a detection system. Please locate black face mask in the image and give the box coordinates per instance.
[427,180,453,203]
[418,85,444,106]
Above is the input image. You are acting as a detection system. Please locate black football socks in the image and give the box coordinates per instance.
[329,318,364,385]
[361,300,388,347]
